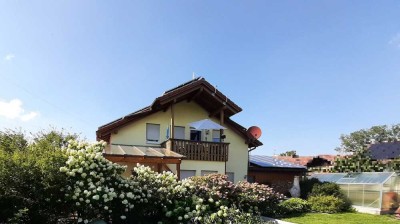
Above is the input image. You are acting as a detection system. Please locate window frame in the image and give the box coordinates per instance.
[146,123,161,144]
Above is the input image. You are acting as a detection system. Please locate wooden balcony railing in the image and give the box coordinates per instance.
[162,139,229,162]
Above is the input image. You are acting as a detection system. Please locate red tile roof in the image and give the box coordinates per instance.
[274,155,339,167]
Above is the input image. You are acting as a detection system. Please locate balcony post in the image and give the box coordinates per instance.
[220,110,226,173]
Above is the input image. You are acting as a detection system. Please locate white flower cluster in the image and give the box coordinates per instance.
[60,140,131,222]
[60,140,193,223]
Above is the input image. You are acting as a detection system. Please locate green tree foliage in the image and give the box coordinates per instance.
[0,129,28,153]
[330,124,400,173]
[279,150,298,157]
[336,124,400,154]
[0,129,77,223]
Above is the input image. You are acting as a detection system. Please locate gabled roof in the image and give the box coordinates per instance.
[96,77,262,148]
[369,142,400,160]
[250,155,306,169]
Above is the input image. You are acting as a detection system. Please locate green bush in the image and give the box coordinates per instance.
[236,181,284,217]
[308,195,345,213]
[299,178,321,199]
[188,174,284,219]
[309,182,342,198]
[279,198,310,216]
[0,129,76,223]
[309,182,352,212]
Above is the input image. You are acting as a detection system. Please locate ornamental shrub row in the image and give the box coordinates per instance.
[277,177,353,217]
[0,130,283,224]
[61,140,284,223]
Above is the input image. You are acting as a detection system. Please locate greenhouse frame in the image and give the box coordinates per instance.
[310,172,400,215]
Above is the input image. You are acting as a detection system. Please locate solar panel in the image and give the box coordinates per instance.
[250,155,306,169]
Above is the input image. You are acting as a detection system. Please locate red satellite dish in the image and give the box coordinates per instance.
[247,126,262,139]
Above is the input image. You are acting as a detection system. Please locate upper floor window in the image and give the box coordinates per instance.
[190,129,201,141]
[174,126,185,139]
[146,123,160,144]
[212,130,220,142]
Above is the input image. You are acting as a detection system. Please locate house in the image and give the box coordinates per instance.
[369,142,400,160]
[248,155,307,194]
[96,77,262,183]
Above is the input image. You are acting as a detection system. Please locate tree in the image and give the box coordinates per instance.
[336,124,400,154]
[329,124,400,173]
[0,128,78,223]
[0,129,28,153]
[279,150,298,157]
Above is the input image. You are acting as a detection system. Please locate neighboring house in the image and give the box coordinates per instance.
[275,154,338,169]
[248,155,307,194]
[369,142,400,160]
[96,77,262,183]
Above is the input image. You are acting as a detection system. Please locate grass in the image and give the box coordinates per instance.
[281,212,399,224]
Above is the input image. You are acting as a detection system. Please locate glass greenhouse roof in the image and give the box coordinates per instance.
[310,172,396,184]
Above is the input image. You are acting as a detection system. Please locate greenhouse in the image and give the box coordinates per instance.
[310,172,400,215]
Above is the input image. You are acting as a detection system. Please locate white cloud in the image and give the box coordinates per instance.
[0,99,38,121]
[20,111,39,121]
[4,53,15,61]
[389,33,400,48]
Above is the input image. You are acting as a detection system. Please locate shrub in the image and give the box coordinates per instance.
[279,198,310,216]
[309,182,342,198]
[308,195,345,213]
[309,182,352,212]
[0,129,75,223]
[188,174,283,217]
[236,181,284,217]
[299,177,321,199]
[201,206,272,224]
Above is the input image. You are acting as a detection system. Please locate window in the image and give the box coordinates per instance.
[212,130,220,142]
[201,170,218,176]
[190,129,201,141]
[180,170,196,180]
[174,126,185,139]
[226,172,234,182]
[146,123,160,144]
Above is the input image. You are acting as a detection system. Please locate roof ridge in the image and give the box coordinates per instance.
[163,77,203,95]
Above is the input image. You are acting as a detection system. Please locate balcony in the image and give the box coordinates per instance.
[162,139,229,162]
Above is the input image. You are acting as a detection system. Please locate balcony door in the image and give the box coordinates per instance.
[190,129,201,141]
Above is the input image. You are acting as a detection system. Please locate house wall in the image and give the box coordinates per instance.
[224,128,249,182]
[248,169,305,194]
[109,101,249,183]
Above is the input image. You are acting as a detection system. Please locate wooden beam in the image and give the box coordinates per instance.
[209,106,226,118]
[170,102,175,140]
[187,87,203,102]
[177,162,181,180]
[103,155,182,164]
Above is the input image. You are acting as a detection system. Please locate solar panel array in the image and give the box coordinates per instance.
[249,155,307,169]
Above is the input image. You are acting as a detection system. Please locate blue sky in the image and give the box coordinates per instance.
[0,1,399,156]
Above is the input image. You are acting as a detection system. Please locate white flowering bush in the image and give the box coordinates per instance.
[60,140,282,223]
[124,165,194,223]
[60,140,129,223]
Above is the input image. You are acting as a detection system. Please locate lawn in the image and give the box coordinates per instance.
[281,212,399,224]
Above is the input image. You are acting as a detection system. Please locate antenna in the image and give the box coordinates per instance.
[192,72,195,80]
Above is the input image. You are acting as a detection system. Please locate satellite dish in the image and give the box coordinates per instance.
[247,126,262,139]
